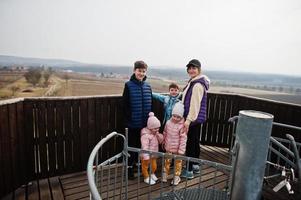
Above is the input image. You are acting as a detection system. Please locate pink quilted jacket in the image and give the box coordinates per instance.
[140,128,164,160]
[163,118,187,155]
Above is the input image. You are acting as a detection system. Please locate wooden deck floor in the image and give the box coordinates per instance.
[4,145,299,200]
[2,145,230,200]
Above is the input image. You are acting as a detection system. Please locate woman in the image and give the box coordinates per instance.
[181,59,210,179]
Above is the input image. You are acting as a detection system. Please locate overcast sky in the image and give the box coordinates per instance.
[0,0,301,75]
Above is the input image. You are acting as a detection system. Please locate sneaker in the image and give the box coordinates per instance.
[162,172,167,182]
[144,177,156,185]
[150,173,158,182]
[180,169,194,179]
[171,176,181,185]
[192,164,200,174]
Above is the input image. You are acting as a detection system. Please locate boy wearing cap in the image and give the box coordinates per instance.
[162,102,187,185]
[181,59,210,179]
[140,112,164,185]
[122,60,153,179]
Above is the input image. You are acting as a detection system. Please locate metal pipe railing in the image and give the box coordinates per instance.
[87,131,126,200]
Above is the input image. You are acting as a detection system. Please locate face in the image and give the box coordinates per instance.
[150,127,159,133]
[171,114,182,123]
[133,68,147,81]
[169,88,179,97]
[187,66,200,78]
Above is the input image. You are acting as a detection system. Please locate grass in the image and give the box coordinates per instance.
[0,72,300,105]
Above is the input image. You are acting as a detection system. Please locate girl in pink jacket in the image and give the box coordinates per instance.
[140,112,164,185]
[162,102,187,185]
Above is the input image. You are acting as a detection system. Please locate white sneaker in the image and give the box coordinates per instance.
[144,177,156,185]
[150,173,158,182]
[171,176,181,186]
[162,172,167,182]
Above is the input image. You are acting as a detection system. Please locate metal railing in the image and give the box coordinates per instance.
[87,131,232,200]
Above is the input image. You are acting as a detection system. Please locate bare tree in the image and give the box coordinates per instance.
[10,85,20,97]
[43,68,53,87]
[24,68,42,87]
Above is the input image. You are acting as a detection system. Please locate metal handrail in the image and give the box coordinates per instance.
[87,131,126,200]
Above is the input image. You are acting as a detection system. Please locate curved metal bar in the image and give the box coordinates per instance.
[87,132,126,200]
[273,122,301,131]
[286,134,301,181]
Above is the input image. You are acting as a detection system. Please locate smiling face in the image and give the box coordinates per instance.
[169,87,179,97]
[187,66,200,79]
[171,114,182,123]
[133,68,147,81]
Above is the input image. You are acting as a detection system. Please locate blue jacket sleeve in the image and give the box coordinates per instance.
[152,93,166,103]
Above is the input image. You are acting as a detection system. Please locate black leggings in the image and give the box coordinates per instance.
[185,123,202,171]
[127,128,142,168]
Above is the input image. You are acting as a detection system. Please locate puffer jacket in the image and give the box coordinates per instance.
[140,128,164,160]
[152,93,181,124]
[163,118,187,155]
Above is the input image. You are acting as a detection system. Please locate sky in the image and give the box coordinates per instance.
[0,0,301,75]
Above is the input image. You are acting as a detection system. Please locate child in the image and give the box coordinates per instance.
[152,83,181,125]
[122,60,152,179]
[162,102,187,185]
[181,59,210,179]
[140,112,164,185]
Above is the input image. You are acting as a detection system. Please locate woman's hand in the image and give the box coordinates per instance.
[184,120,190,133]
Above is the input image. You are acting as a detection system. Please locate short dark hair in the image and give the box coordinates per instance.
[169,83,179,90]
[134,60,148,70]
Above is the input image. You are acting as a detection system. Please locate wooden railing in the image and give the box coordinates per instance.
[0,93,301,198]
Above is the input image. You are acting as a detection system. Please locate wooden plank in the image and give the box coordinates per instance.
[217,98,227,146]
[23,101,35,183]
[49,176,64,200]
[27,180,40,200]
[38,178,52,200]
[95,98,103,143]
[87,99,96,155]
[115,98,125,133]
[201,146,230,165]
[100,98,109,161]
[16,102,27,187]
[80,99,89,169]
[0,105,5,198]
[223,97,233,147]
[56,101,65,174]
[64,100,73,172]
[0,104,13,196]
[37,101,48,177]
[14,186,26,200]
[46,100,57,176]
[8,103,19,189]
[201,146,229,165]
[71,100,81,172]
[211,96,221,145]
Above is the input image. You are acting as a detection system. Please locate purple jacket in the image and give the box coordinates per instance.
[183,76,210,126]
